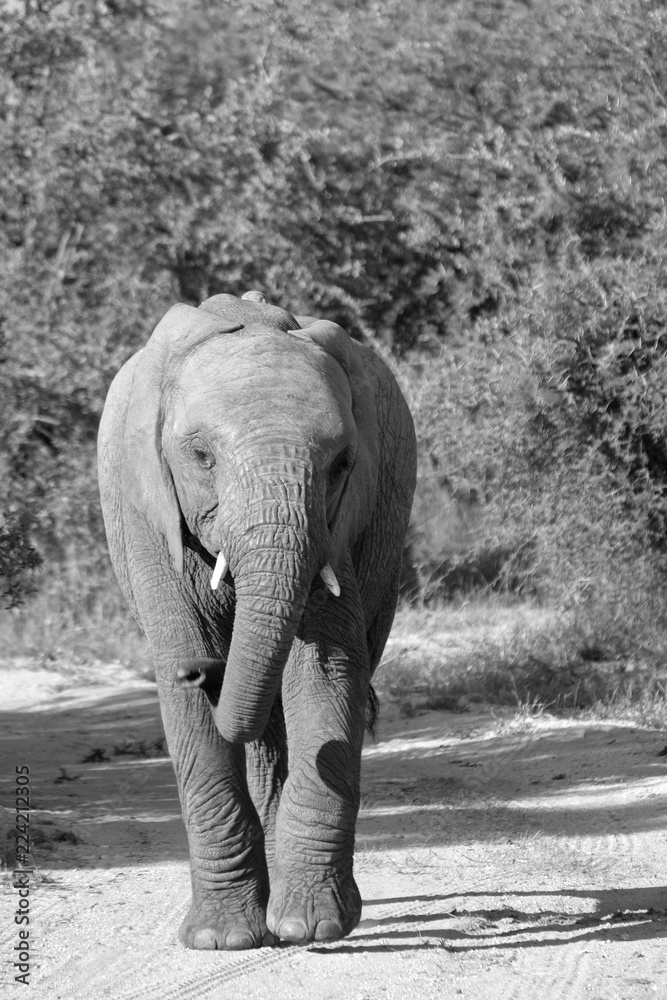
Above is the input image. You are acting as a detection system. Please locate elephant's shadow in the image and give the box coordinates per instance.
[311,887,667,953]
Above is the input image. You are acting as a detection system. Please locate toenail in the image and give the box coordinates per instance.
[314,920,343,941]
[193,928,218,949]
[225,930,256,950]
[278,919,309,943]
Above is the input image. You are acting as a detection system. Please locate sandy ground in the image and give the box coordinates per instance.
[1,656,666,1000]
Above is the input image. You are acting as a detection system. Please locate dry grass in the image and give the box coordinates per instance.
[0,562,152,675]
[377,596,667,727]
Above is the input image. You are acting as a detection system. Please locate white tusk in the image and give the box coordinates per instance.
[211,552,228,590]
[320,563,340,597]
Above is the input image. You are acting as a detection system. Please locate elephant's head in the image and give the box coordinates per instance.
[122,292,380,743]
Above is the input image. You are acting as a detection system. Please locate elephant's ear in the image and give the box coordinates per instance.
[301,320,380,572]
[122,303,241,573]
[295,314,319,329]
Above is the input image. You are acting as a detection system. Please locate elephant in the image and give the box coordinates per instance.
[97,290,417,949]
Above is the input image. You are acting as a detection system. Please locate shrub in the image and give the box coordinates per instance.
[0,512,42,608]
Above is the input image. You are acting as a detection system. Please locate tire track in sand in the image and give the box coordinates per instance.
[115,945,305,1000]
[508,943,593,1000]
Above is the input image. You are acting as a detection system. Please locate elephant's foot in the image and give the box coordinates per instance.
[267,873,362,944]
[179,899,276,950]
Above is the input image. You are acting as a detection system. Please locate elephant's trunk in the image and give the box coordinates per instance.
[210,483,324,744]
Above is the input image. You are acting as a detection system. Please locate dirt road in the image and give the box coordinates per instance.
[1,659,666,999]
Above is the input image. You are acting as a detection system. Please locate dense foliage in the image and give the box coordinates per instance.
[2,0,667,636]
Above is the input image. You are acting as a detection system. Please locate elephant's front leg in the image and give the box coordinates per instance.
[267,572,370,943]
[157,676,273,950]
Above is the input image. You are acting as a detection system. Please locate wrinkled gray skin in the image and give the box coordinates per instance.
[98,292,416,949]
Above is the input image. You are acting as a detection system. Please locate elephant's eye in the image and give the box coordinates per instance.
[329,448,352,487]
[192,445,215,471]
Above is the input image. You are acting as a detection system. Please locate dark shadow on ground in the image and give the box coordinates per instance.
[0,685,184,870]
[308,887,667,954]
[0,689,665,870]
